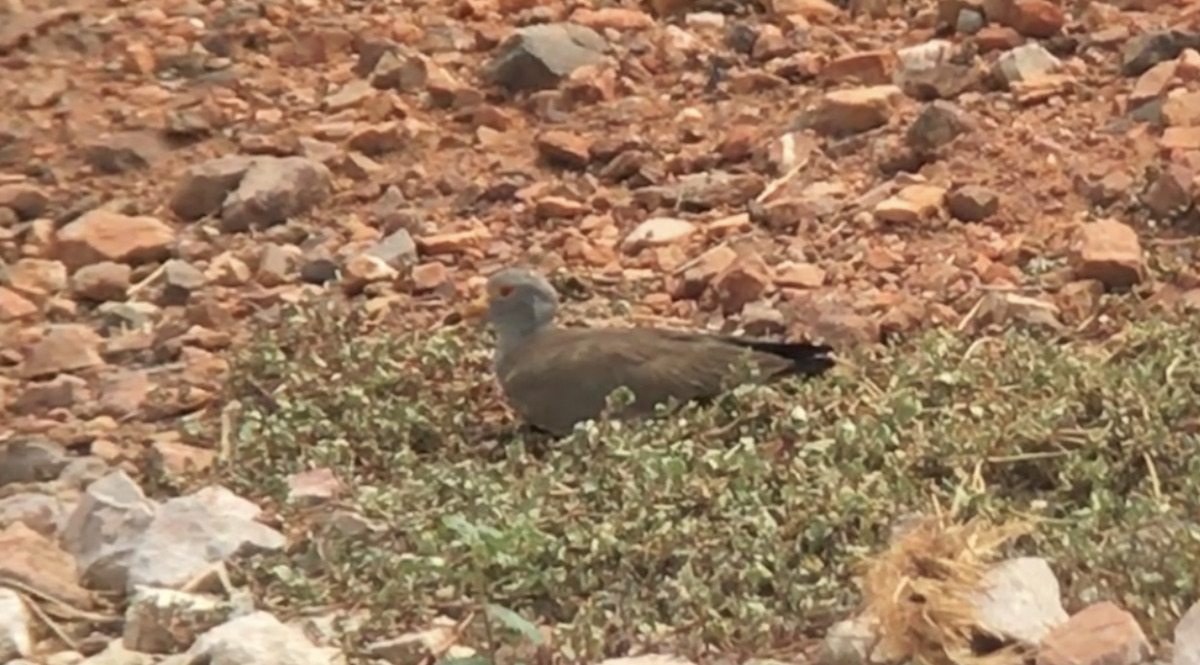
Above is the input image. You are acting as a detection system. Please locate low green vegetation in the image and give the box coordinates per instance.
[209,298,1200,662]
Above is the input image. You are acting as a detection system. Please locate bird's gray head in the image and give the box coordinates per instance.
[475,267,559,350]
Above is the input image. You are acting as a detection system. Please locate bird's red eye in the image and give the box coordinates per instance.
[498,284,515,297]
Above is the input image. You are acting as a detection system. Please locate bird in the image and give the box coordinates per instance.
[462,267,837,436]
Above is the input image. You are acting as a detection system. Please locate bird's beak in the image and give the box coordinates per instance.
[461,292,489,321]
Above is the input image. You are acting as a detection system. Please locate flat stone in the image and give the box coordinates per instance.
[156,611,339,665]
[20,324,105,379]
[873,185,947,224]
[622,217,696,253]
[0,588,33,663]
[1175,600,1200,665]
[973,557,1067,646]
[806,85,903,136]
[53,210,176,271]
[775,261,826,289]
[993,42,1062,86]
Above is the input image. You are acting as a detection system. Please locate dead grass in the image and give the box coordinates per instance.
[860,512,1033,665]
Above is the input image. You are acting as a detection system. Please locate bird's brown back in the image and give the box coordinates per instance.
[495,326,831,434]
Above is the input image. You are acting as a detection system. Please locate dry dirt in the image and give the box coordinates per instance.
[2,0,1200,475]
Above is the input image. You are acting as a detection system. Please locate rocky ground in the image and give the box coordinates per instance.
[3,0,1200,662]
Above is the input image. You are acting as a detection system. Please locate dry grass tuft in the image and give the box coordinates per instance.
[859,511,1034,665]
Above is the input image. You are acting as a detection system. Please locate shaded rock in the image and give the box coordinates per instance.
[161,259,207,307]
[170,156,258,221]
[675,245,737,299]
[0,183,49,220]
[220,157,332,232]
[1121,30,1200,78]
[946,185,1000,222]
[906,101,973,153]
[0,492,65,536]
[71,262,133,302]
[84,131,170,175]
[484,23,608,93]
[59,470,158,592]
[0,437,69,486]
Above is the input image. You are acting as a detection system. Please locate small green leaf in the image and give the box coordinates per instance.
[442,514,477,540]
[485,603,544,645]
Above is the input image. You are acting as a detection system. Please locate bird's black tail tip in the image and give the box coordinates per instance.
[787,343,836,377]
[736,339,837,377]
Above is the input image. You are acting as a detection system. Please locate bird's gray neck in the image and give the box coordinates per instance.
[493,322,551,366]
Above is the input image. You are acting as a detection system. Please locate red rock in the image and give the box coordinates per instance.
[974,26,1025,53]
[1163,90,1200,127]
[712,250,773,315]
[1069,219,1145,289]
[776,261,826,288]
[535,131,592,169]
[820,50,897,86]
[569,7,655,30]
[148,439,215,477]
[7,259,67,297]
[416,230,487,255]
[411,261,449,292]
[1037,602,1150,665]
[0,522,93,609]
[535,196,588,220]
[1130,61,1178,108]
[53,210,176,271]
[0,287,38,321]
[1161,126,1200,151]
[675,245,737,300]
[20,324,105,379]
[1009,0,1065,38]
[70,262,133,302]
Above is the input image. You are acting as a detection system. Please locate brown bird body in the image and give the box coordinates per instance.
[468,268,835,435]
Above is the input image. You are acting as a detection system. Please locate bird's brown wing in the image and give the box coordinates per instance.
[496,327,798,434]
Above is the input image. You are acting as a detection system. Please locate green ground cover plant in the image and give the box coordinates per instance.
[210,299,1200,662]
